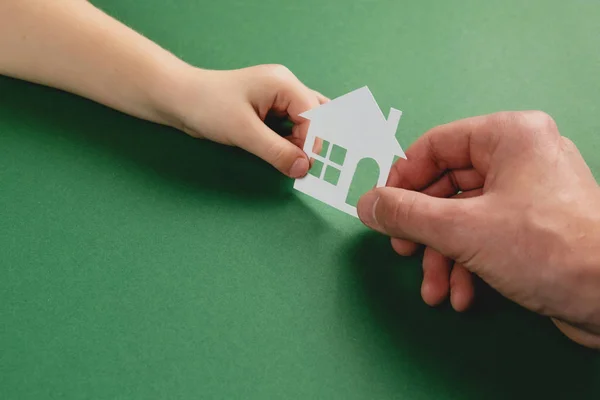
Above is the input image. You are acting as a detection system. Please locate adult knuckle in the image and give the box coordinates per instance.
[485,111,557,135]
[560,136,577,152]
[488,111,559,151]
[374,192,396,230]
[425,133,447,170]
[521,110,558,134]
[385,190,417,228]
[560,135,574,146]
[485,111,520,132]
[403,192,419,224]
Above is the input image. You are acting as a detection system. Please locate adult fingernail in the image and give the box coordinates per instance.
[357,191,380,228]
[290,158,308,178]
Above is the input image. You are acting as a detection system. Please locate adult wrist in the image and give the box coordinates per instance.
[553,210,600,349]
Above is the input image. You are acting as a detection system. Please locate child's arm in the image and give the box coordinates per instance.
[0,0,326,178]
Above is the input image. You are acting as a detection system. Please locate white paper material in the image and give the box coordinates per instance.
[293,86,407,218]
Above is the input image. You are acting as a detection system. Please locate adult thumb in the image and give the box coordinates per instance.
[357,187,476,259]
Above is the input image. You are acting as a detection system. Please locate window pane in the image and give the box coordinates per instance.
[313,137,330,157]
[308,158,324,177]
[324,166,341,185]
[330,144,347,165]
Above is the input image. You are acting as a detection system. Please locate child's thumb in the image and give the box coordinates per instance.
[239,117,309,178]
[357,187,476,259]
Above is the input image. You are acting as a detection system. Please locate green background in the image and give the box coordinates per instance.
[1,1,599,398]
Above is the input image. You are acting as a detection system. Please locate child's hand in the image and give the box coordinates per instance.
[1,1,326,178]
[170,64,328,178]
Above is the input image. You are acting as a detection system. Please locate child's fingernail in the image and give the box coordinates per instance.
[290,158,308,178]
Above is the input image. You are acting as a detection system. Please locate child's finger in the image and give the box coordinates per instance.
[313,90,330,105]
[288,120,321,150]
[312,136,323,156]
[236,113,310,178]
[277,82,321,126]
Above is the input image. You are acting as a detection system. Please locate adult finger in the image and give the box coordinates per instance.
[421,247,451,306]
[453,188,484,199]
[389,188,483,257]
[422,168,484,198]
[387,114,501,191]
[391,238,420,256]
[450,263,474,312]
[357,187,480,259]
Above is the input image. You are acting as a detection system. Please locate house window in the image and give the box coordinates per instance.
[308,138,347,186]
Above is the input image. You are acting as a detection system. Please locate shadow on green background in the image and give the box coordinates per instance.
[0,79,293,203]
[342,232,599,399]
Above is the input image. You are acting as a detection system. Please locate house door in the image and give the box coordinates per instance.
[345,158,380,207]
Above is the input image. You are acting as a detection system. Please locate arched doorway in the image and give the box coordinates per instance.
[345,158,380,207]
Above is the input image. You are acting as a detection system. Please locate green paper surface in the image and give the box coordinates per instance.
[330,144,347,166]
[1,1,599,399]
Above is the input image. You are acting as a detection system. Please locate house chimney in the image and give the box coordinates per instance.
[387,108,402,136]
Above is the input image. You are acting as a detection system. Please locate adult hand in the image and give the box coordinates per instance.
[357,111,600,349]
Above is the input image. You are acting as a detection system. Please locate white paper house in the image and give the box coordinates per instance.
[294,86,406,218]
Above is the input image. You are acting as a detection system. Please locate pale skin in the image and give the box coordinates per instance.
[0,0,327,178]
[2,1,599,349]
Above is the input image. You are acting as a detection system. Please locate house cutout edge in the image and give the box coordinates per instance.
[293,86,407,218]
